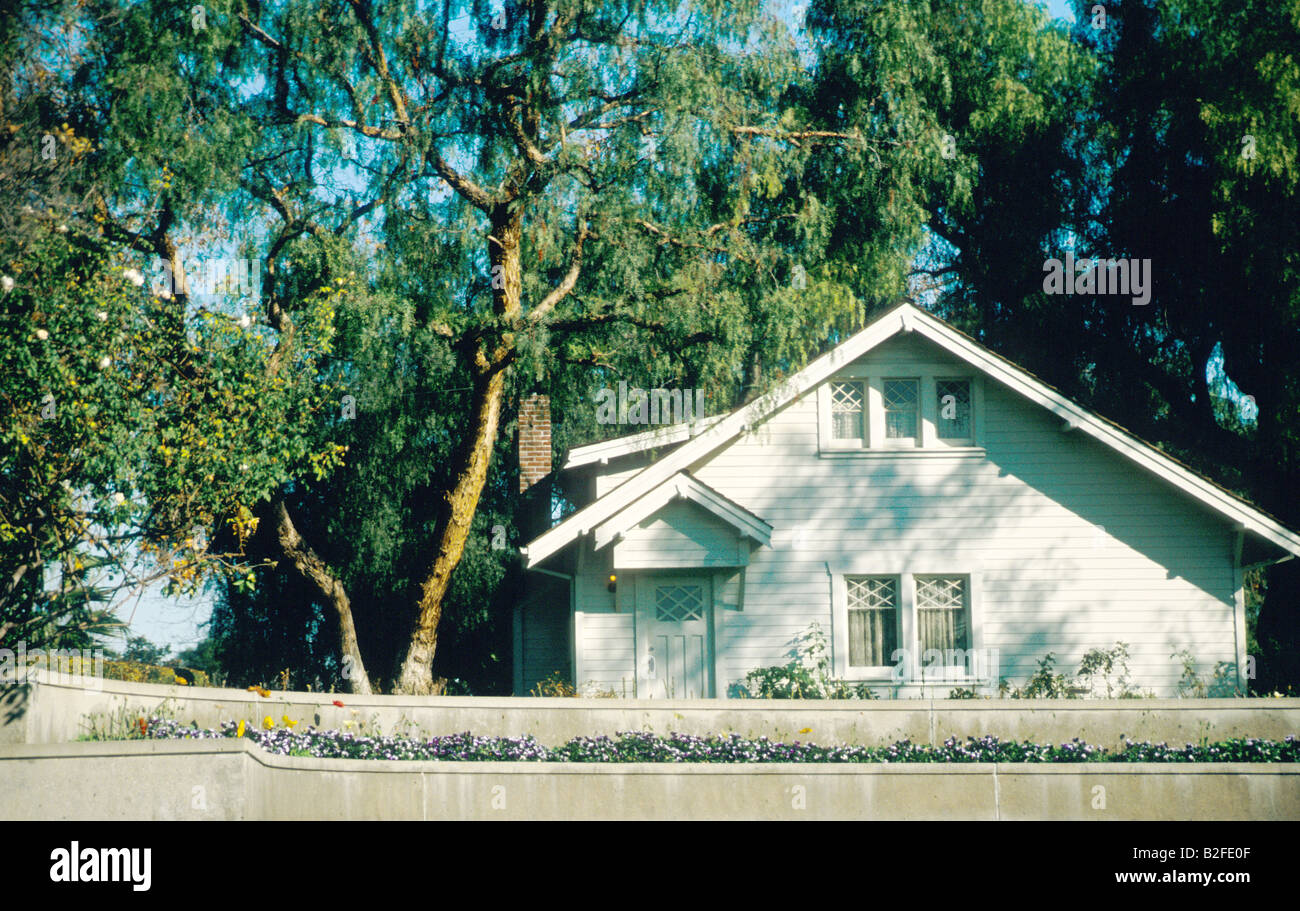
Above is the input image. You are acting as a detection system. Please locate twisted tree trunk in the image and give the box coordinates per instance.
[273,499,373,694]
[395,205,521,694]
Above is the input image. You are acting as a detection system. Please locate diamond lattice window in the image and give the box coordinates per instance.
[830,381,865,439]
[916,576,969,657]
[846,576,898,667]
[936,379,972,439]
[655,585,704,622]
[916,577,964,610]
[883,379,919,439]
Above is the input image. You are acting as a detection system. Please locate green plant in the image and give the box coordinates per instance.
[1019,653,1073,699]
[1076,642,1141,698]
[741,623,875,700]
[999,645,1152,699]
[134,718,1300,764]
[78,698,180,741]
[1173,649,1209,698]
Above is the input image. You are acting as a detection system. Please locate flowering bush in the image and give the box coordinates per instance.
[133,717,1300,763]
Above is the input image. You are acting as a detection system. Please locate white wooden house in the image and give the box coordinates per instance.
[514,302,1300,698]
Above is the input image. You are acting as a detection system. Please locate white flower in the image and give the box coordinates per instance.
[111,492,125,506]
[35,328,49,340]
[57,224,68,233]
[1,275,13,292]
[237,314,251,328]
[96,310,108,321]
[123,268,145,287]
[98,355,111,369]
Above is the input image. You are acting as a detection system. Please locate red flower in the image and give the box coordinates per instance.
[137,717,148,736]
[332,700,345,707]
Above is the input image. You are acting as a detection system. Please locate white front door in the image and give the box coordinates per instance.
[637,575,712,698]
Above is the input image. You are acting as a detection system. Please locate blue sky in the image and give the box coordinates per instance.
[117,0,1082,659]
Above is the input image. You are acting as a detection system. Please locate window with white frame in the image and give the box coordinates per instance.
[818,371,981,452]
[832,570,979,683]
[935,378,972,441]
[915,575,969,649]
[882,378,919,442]
[830,381,865,441]
[846,576,898,668]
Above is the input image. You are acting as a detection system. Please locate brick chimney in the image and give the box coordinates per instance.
[518,394,552,493]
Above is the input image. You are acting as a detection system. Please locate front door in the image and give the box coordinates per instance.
[637,575,712,698]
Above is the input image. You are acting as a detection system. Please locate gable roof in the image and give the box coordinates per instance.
[590,471,773,551]
[524,301,1300,568]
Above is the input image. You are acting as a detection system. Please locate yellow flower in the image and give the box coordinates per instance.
[173,675,188,686]
[282,714,298,728]
[236,719,245,737]
[798,727,812,734]
[262,715,275,729]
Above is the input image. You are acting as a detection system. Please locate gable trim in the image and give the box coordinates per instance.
[898,307,1300,559]
[591,472,774,551]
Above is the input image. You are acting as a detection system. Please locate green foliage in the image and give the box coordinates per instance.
[1172,649,1247,699]
[1019,653,1074,699]
[115,635,169,666]
[173,637,224,685]
[78,699,180,742]
[1076,642,1142,698]
[740,623,876,699]
[998,644,1147,699]
[10,0,1300,696]
[1,219,342,650]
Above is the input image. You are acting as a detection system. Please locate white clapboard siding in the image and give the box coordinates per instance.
[596,467,643,498]
[563,332,1246,697]
[574,612,636,696]
[569,546,637,695]
[612,499,747,569]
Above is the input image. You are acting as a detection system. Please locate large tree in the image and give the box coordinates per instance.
[1,0,344,653]
[203,0,906,692]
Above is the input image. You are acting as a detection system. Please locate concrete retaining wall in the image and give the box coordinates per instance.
[4,671,1298,750]
[2,739,1296,820]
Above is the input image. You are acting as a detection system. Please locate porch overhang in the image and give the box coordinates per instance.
[590,472,773,553]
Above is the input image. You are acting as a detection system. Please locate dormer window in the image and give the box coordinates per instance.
[936,378,973,443]
[830,381,865,441]
[819,370,983,454]
[883,378,919,442]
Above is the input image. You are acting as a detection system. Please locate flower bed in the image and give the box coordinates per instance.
[131,718,1300,763]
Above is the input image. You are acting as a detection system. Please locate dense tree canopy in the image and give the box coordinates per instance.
[3,0,1295,693]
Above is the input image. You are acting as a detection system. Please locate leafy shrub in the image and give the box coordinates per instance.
[101,660,210,687]
[133,718,1300,763]
[1000,643,1149,699]
[741,623,875,699]
[21,652,209,687]
[1017,653,1074,698]
[1076,642,1141,698]
[1173,650,1246,698]
[530,670,577,697]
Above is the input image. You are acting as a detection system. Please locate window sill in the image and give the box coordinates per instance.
[842,670,897,682]
[853,677,993,687]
